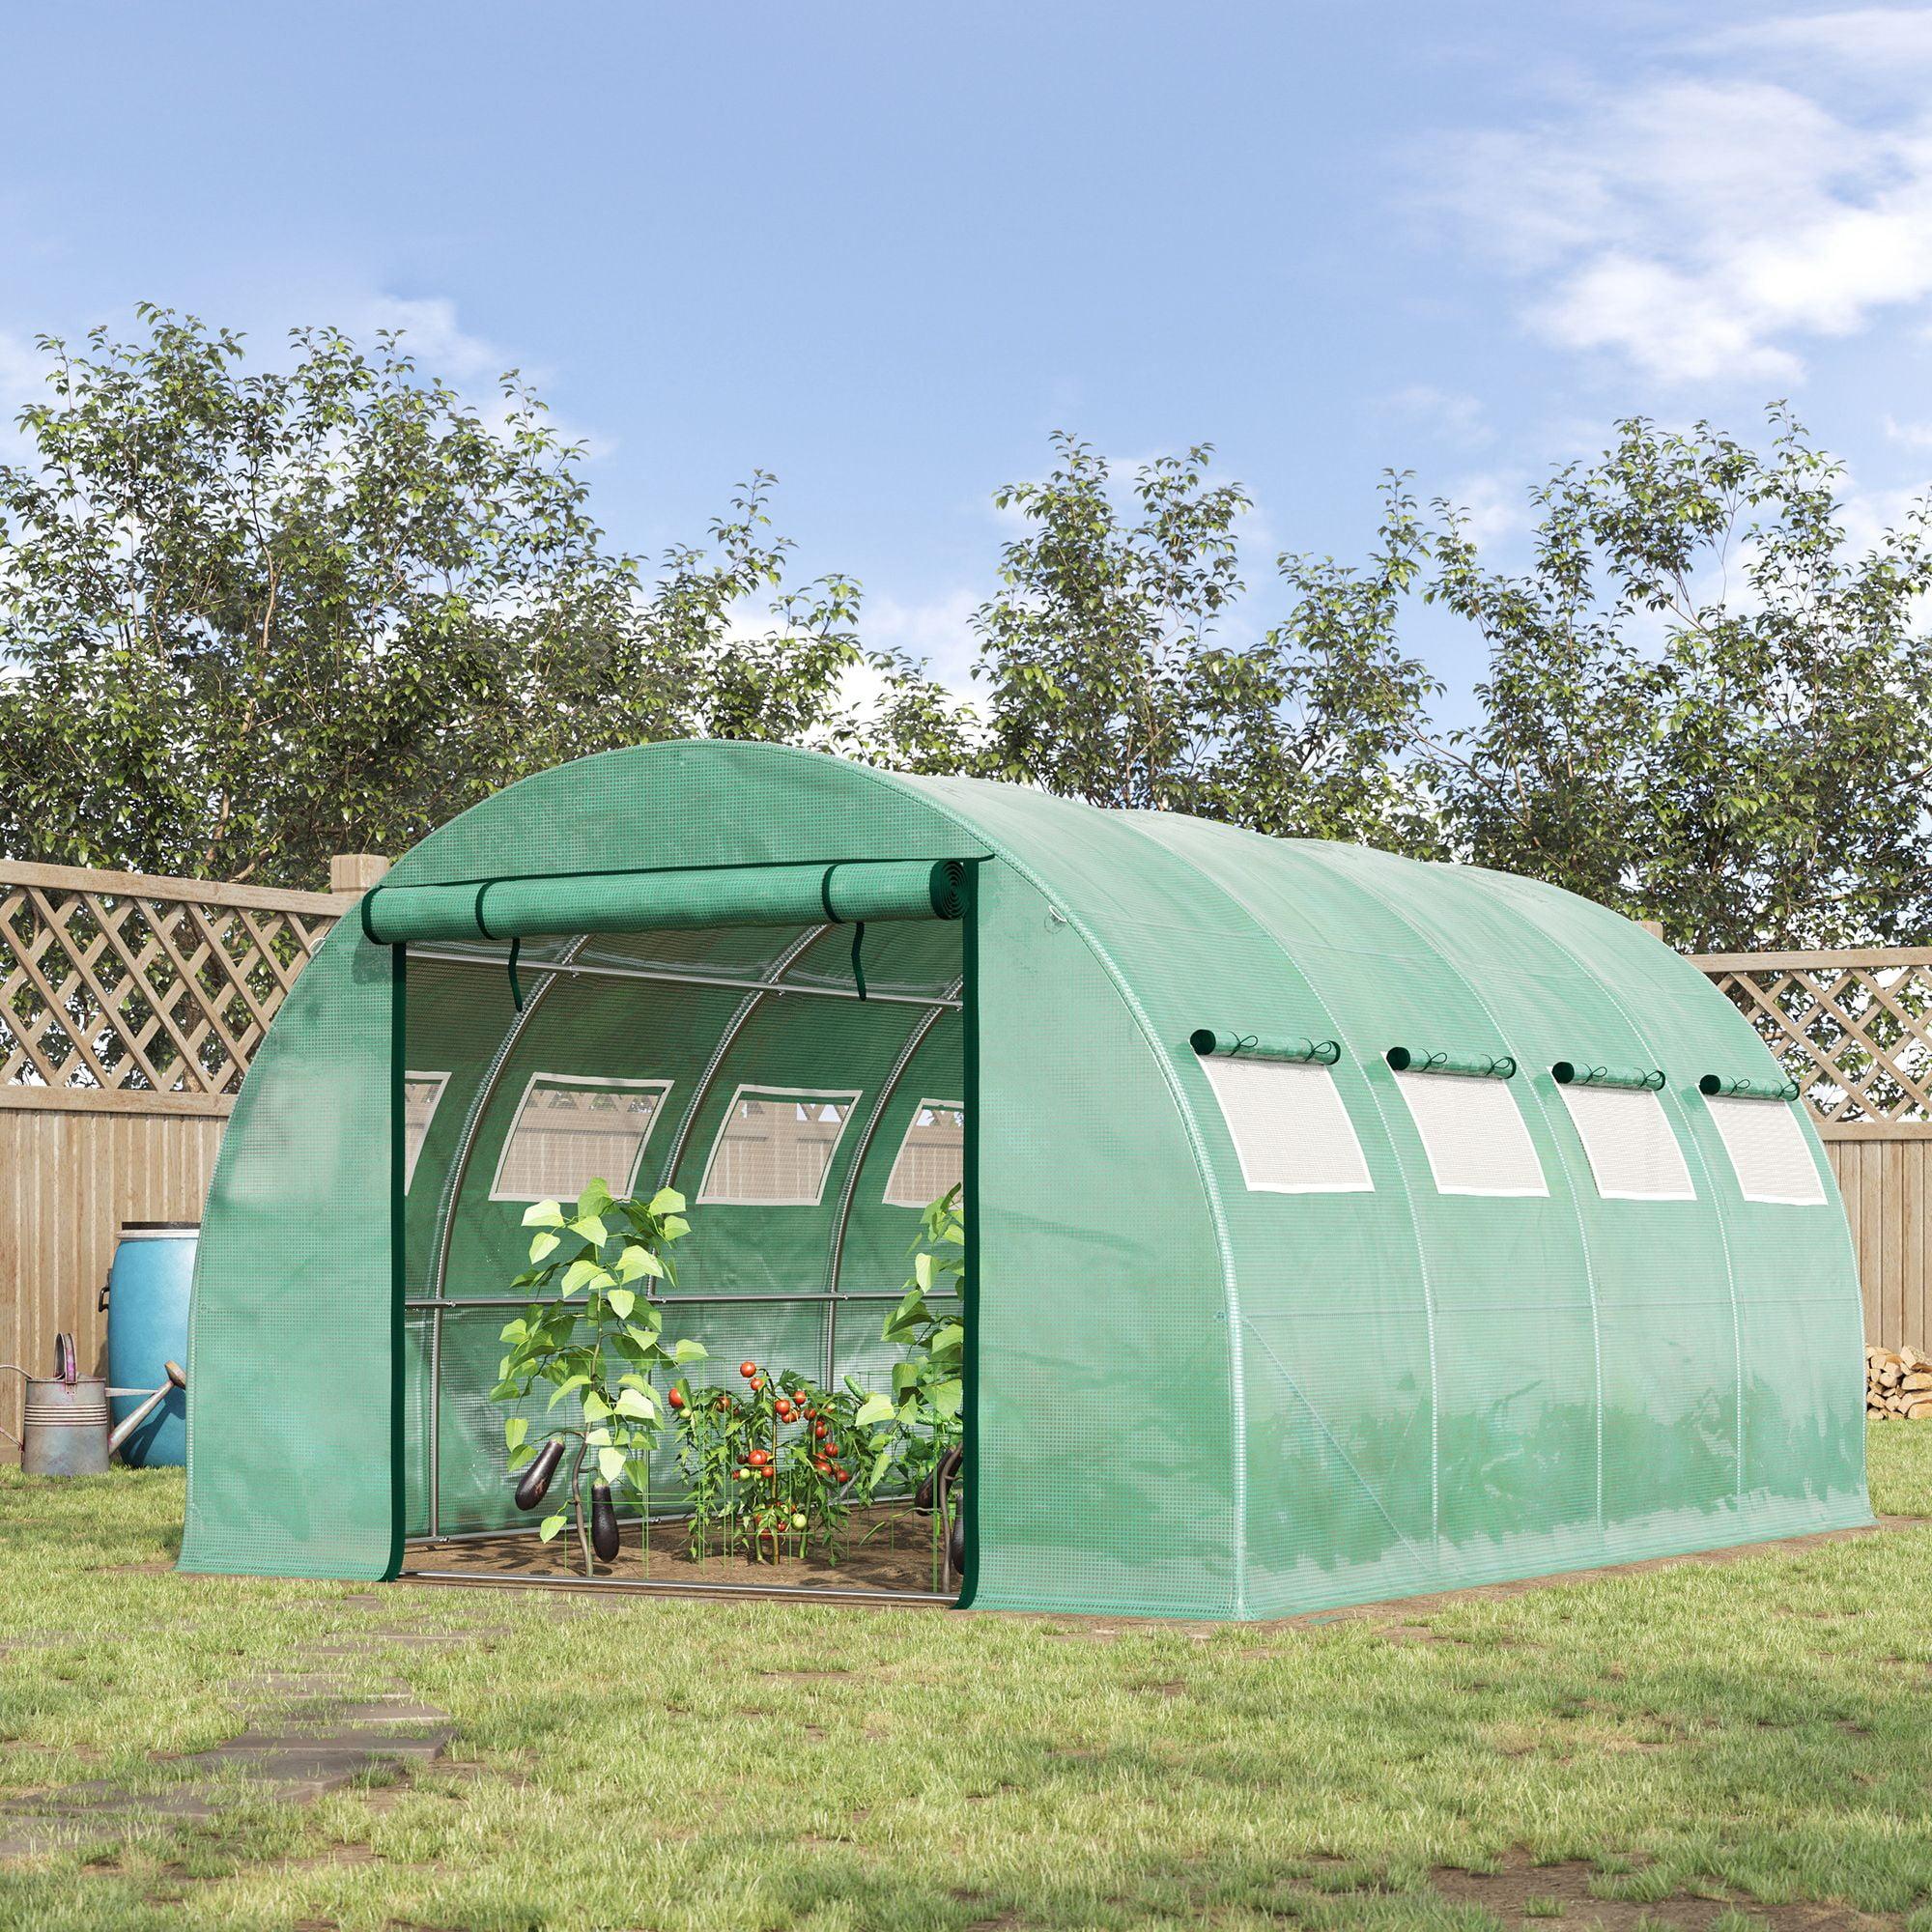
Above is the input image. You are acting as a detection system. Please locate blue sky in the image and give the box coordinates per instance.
[7,1,1932,712]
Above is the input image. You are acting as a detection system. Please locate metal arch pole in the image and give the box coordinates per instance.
[420,935,589,1539]
[654,925,830,1191]
[408,947,959,1013]
[821,978,964,1385]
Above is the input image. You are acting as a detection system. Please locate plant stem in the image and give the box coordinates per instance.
[569,1438,591,1577]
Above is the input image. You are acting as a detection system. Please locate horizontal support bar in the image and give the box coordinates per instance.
[397,1569,952,1605]
[405,1290,959,1311]
[408,948,960,1010]
[1386,1046,1518,1080]
[1190,1029,1339,1065]
[1551,1062,1665,1091]
[1700,1073,1801,1101]
[0,1085,237,1118]
[366,859,969,946]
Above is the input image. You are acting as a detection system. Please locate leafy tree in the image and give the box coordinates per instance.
[970,434,1441,850]
[1406,411,1932,949]
[0,309,945,886]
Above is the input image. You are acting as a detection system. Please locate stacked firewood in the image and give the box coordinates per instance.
[1867,1345,1932,1420]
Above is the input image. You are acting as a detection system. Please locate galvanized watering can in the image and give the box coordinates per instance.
[2,1334,185,1475]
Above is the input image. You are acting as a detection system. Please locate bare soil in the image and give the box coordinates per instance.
[404,1501,954,1596]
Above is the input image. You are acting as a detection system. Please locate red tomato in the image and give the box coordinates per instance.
[739,1361,757,1378]
[667,1388,685,1410]
[812,1423,827,1440]
[835,1466,849,1482]
[751,1378,766,1392]
[822,1440,838,1456]
[715,1395,731,1411]
[747,1448,770,1466]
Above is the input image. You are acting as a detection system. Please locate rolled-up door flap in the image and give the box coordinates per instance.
[362,858,970,946]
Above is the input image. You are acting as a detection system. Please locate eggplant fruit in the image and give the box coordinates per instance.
[947,1512,965,1577]
[513,1436,564,1511]
[590,1482,620,1562]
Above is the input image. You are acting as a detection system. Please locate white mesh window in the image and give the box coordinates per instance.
[1200,1057,1373,1194]
[882,1099,965,1208]
[490,1074,670,1202]
[699,1086,862,1206]
[1706,1095,1827,1206]
[1393,1071,1548,1197]
[402,1071,449,1192]
[1556,1084,1696,1202]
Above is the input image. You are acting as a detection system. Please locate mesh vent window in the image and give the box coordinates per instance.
[402,1072,449,1192]
[698,1086,863,1206]
[490,1074,670,1202]
[882,1099,965,1208]
[1199,1057,1373,1194]
[1393,1071,1548,1197]
[1706,1095,1828,1206]
[1556,1084,1696,1202]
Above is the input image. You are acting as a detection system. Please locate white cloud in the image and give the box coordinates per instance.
[1437,17,1932,383]
[867,586,980,684]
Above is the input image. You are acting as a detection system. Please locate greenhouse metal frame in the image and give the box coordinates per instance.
[181,741,1870,1618]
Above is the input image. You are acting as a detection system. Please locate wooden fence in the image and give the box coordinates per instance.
[0,860,345,1442]
[2,855,1929,1448]
[1690,945,1932,1354]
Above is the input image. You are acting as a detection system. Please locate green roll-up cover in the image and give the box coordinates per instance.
[1385,1045,1518,1079]
[1699,1072,1801,1101]
[1189,1029,1341,1065]
[1551,1061,1665,1091]
[363,859,968,946]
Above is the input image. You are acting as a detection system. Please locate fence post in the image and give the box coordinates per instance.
[328,853,390,899]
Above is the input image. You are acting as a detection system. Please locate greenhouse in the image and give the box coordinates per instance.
[180,740,1870,1619]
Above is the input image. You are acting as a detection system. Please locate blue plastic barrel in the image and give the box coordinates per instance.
[104,1223,196,1467]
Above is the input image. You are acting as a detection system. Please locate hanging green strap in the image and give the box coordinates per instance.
[506,937,525,1013]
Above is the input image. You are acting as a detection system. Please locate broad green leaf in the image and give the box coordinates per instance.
[670,1336,707,1363]
[504,1416,528,1451]
[929,1378,963,1417]
[528,1231,560,1264]
[569,1213,609,1245]
[608,1287,637,1320]
[614,1386,654,1419]
[538,1513,568,1543]
[522,1201,565,1229]
[582,1389,611,1421]
[598,1446,626,1483]
[914,1252,935,1291]
[854,1391,895,1428]
[661,1215,690,1239]
[546,1374,589,1409]
[647,1186,686,1216]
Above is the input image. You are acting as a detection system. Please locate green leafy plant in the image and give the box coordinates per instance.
[493,1178,705,1574]
[852,1186,968,1588]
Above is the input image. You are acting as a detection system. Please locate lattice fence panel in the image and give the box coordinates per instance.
[0,867,339,1097]
[1698,954,1932,1126]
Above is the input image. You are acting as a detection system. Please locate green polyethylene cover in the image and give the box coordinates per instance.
[181,741,1870,1616]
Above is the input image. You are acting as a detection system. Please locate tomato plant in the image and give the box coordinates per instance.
[493,1177,705,1575]
[669,1360,878,1564]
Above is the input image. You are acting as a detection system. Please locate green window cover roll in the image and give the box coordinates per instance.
[1551,1061,1665,1091]
[1699,1072,1802,1101]
[1189,1029,1341,1065]
[1385,1045,1517,1079]
[364,858,968,946]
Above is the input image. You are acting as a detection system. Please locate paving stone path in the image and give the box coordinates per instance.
[0,1614,474,1861]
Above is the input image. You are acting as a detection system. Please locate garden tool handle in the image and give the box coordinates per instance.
[107,1377,176,1457]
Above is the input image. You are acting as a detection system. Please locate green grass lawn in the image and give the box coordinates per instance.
[0,1429,1928,1931]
